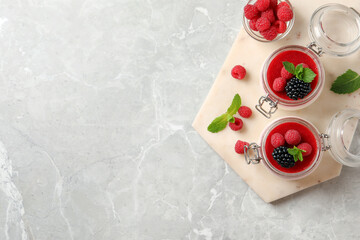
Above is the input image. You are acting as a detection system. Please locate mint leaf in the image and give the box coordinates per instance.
[298,151,303,162]
[207,113,229,133]
[207,94,242,133]
[287,146,305,162]
[295,64,303,78]
[283,61,295,75]
[226,94,242,115]
[227,114,235,123]
[331,69,360,94]
[302,68,317,83]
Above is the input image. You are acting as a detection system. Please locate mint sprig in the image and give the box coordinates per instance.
[282,62,317,83]
[207,94,241,133]
[331,69,360,94]
[287,146,306,162]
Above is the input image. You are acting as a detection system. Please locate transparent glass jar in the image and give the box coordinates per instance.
[256,3,360,118]
[245,109,360,180]
[242,0,295,42]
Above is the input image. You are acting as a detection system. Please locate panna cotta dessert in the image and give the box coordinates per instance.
[265,121,318,174]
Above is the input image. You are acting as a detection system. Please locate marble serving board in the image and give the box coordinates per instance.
[192,0,360,203]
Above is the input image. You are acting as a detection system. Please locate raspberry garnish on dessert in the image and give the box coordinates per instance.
[285,129,301,145]
[297,142,312,156]
[272,77,287,92]
[271,132,285,148]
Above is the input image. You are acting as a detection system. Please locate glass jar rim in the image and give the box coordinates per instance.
[259,116,323,180]
[309,3,360,57]
[261,45,325,108]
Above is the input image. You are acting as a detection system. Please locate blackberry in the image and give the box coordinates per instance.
[285,77,312,100]
[272,146,295,168]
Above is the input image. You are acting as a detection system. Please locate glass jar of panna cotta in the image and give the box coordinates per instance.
[244,109,360,180]
[256,4,360,119]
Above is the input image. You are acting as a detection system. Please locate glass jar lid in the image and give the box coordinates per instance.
[309,4,360,57]
[326,109,360,167]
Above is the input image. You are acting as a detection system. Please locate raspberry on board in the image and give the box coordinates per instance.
[280,66,293,80]
[235,140,250,154]
[277,6,293,22]
[261,9,276,23]
[255,0,270,12]
[244,4,260,20]
[285,129,302,145]
[271,133,285,148]
[260,26,278,40]
[231,65,246,80]
[297,142,312,157]
[256,17,271,31]
[238,106,252,118]
[273,20,287,33]
[229,117,243,131]
[273,77,287,92]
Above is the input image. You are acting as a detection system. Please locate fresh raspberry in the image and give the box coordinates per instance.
[271,133,285,148]
[285,129,301,145]
[260,26,278,40]
[281,66,293,80]
[276,2,290,11]
[231,65,246,80]
[296,63,309,69]
[244,4,260,20]
[297,142,312,157]
[272,77,287,92]
[277,6,293,22]
[229,117,243,131]
[238,106,252,118]
[273,20,287,33]
[261,9,276,23]
[270,0,278,9]
[256,17,271,31]
[249,18,258,31]
[261,8,276,23]
[235,140,249,154]
[255,0,270,12]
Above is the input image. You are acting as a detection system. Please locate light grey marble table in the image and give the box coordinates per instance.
[0,0,360,239]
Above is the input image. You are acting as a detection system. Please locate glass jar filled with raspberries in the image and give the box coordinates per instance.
[244,109,360,180]
[254,3,360,118]
[243,0,295,42]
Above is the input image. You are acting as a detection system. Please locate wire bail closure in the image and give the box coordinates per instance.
[244,143,262,164]
[255,94,278,119]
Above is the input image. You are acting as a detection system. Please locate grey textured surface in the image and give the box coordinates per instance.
[0,0,359,239]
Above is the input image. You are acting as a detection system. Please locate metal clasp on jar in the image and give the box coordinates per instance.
[244,143,262,164]
[307,42,324,57]
[320,133,331,151]
[255,94,278,119]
